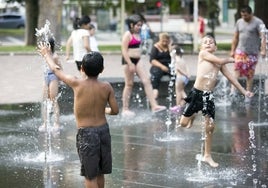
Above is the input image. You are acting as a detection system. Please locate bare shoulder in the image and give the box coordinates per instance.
[199,49,209,57]
[100,80,113,90]
[122,31,131,40]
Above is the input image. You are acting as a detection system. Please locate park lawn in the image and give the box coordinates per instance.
[0,45,121,53]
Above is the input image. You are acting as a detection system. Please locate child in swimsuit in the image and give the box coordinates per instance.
[39,37,62,133]
[121,14,166,117]
[170,45,190,114]
[178,35,253,168]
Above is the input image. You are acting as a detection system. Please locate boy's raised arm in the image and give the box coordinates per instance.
[37,42,78,87]
[221,65,253,97]
[201,50,235,65]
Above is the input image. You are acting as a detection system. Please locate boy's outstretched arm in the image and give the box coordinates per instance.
[201,50,235,66]
[221,65,253,97]
[37,42,78,88]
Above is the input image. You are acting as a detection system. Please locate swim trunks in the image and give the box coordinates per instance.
[75,60,82,71]
[234,49,258,79]
[76,123,112,180]
[183,88,215,119]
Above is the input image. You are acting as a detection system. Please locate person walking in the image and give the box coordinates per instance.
[88,23,99,52]
[121,14,166,117]
[230,5,266,103]
[66,15,91,71]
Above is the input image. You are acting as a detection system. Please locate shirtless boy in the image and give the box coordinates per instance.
[38,43,119,188]
[178,35,253,167]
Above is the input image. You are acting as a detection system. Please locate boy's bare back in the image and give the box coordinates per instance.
[73,78,117,128]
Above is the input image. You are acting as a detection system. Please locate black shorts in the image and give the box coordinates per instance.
[76,123,112,180]
[75,61,82,71]
[182,88,215,119]
[150,66,170,89]
[122,57,140,65]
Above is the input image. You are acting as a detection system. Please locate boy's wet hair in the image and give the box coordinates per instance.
[82,51,104,77]
[48,37,55,53]
[203,34,217,45]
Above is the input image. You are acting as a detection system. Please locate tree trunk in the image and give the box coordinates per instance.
[254,0,268,28]
[38,0,63,44]
[25,0,39,46]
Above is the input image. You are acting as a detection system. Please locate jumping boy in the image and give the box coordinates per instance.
[178,35,253,167]
[38,42,119,188]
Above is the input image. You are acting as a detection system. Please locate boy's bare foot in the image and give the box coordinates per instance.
[203,155,219,168]
[186,123,193,129]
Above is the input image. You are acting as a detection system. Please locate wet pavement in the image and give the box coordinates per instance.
[0,80,268,187]
[1,33,268,186]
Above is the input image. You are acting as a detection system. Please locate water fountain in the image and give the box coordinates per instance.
[243,24,268,187]
[154,49,182,142]
[1,23,268,188]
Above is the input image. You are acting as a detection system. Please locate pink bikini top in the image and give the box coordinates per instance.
[128,34,141,48]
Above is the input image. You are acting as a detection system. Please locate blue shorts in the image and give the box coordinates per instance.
[76,123,112,180]
[150,66,170,89]
[44,72,58,85]
[176,75,189,85]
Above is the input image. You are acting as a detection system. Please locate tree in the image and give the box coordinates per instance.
[234,0,268,28]
[6,0,38,45]
[6,0,62,45]
[254,0,268,28]
[38,0,62,44]
[24,0,38,45]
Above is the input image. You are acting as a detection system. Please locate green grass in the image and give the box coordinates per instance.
[99,45,121,52]
[0,43,230,53]
[0,28,24,37]
[0,45,35,52]
[0,45,121,53]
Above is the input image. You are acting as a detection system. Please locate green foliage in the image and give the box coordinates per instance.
[0,29,24,37]
[0,44,230,53]
[168,0,181,14]
[0,45,35,52]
